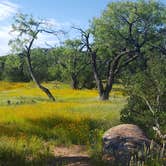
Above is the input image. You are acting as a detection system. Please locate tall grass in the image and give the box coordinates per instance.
[0,81,126,165]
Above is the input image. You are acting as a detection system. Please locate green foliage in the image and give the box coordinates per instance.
[90,0,166,80]
[31,48,50,81]
[1,44,93,88]
[92,0,166,48]
[78,65,95,89]
[47,40,94,89]
[9,13,40,53]
[0,56,6,80]
[2,55,28,82]
[121,55,166,140]
[0,48,64,82]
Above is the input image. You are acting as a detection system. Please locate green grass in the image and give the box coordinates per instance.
[0,81,127,165]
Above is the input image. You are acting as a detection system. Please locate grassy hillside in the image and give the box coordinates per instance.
[0,81,126,165]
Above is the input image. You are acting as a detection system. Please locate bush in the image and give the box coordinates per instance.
[121,55,166,141]
[2,55,29,82]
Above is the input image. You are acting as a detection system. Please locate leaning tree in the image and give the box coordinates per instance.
[9,13,62,101]
[75,0,166,100]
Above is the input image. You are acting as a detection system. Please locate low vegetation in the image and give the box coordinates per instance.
[0,81,126,165]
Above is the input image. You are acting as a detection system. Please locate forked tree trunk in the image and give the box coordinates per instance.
[99,91,110,100]
[75,27,143,101]
[91,52,114,101]
[99,81,113,100]
[94,77,112,100]
[27,55,55,101]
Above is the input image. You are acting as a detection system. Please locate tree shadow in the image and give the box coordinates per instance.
[0,148,56,166]
[49,156,92,166]
[0,116,109,165]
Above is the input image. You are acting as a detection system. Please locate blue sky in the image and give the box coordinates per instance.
[13,0,111,27]
[0,0,166,56]
[0,0,111,56]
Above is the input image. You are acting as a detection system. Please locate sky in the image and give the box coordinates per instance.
[0,0,111,56]
[0,0,166,56]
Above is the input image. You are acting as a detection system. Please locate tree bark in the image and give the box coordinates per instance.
[90,52,104,97]
[27,54,55,101]
[99,78,113,100]
[100,90,109,100]
[71,75,79,89]
[91,51,115,100]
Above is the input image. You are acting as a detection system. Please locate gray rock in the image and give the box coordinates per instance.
[102,124,151,165]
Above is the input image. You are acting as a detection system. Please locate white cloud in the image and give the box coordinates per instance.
[34,32,62,48]
[0,26,62,56]
[0,0,19,55]
[0,7,72,55]
[0,0,19,21]
[43,18,71,30]
[0,25,13,55]
[0,22,67,56]
[36,18,72,47]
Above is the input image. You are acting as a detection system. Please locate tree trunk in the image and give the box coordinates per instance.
[71,75,79,89]
[38,84,55,101]
[99,76,114,101]
[27,55,55,101]
[100,91,110,100]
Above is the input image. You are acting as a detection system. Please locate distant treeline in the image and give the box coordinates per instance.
[0,46,95,89]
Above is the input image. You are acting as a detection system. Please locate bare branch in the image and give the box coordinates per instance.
[114,53,139,75]
[151,44,166,55]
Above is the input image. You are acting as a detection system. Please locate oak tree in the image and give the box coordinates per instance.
[76,0,166,100]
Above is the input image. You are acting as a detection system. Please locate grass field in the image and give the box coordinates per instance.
[0,81,126,165]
